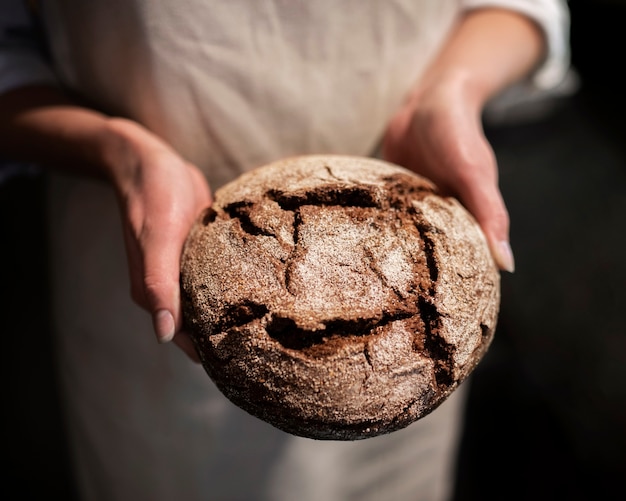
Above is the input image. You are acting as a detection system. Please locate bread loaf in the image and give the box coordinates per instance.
[181,155,500,440]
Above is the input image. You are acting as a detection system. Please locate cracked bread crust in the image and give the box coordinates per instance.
[181,155,500,440]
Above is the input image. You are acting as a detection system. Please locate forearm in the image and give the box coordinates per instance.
[416,8,545,110]
[0,83,212,355]
[0,84,132,181]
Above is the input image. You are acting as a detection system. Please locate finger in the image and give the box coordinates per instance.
[140,166,211,343]
[188,162,213,205]
[144,267,182,344]
[456,178,514,273]
[381,105,413,166]
[122,220,149,309]
[173,332,201,364]
[140,218,187,343]
[429,118,515,273]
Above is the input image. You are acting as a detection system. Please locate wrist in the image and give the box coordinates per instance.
[408,68,486,119]
[98,117,166,196]
[412,9,544,111]
[97,118,140,187]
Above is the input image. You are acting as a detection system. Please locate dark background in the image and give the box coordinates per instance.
[1,1,624,499]
[454,1,626,499]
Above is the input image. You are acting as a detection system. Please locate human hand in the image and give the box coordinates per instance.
[382,73,515,273]
[104,118,213,361]
[382,7,547,274]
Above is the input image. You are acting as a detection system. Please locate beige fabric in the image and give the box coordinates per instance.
[42,0,459,188]
[48,173,467,501]
[37,1,568,500]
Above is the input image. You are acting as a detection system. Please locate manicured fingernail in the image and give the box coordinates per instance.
[153,309,175,343]
[496,240,515,273]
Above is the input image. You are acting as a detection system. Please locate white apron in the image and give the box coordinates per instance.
[33,1,568,499]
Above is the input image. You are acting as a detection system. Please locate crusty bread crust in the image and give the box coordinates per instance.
[181,155,500,440]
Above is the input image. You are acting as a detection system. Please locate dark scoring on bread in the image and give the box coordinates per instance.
[181,155,500,440]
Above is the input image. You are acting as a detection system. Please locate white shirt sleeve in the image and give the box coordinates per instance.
[0,0,57,95]
[461,0,571,89]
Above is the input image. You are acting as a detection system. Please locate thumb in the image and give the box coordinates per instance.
[457,180,515,273]
[142,227,185,343]
[145,231,202,363]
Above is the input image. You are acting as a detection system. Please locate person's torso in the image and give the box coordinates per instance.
[41,0,460,187]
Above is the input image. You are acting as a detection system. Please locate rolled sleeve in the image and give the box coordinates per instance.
[462,0,571,90]
[0,0,57,95]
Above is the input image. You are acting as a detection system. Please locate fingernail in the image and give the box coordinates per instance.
[495,240,515,273]
[153,309,176,343]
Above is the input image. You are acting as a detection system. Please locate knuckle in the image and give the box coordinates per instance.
[142,273,177,311]
[142,277,164,307]
[492,207,510,232]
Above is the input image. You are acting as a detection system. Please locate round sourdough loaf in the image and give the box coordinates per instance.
[181,155,500,440]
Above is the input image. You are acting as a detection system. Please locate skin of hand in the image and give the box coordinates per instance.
[0,86,211,362]
[383,8,545,273]
[105,119,212,361]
